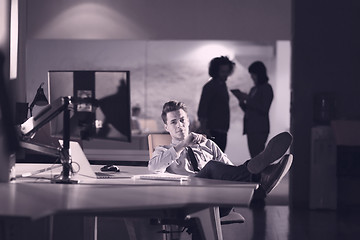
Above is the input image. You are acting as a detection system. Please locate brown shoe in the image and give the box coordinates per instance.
[260,154,293,195]
[247,132,293,174]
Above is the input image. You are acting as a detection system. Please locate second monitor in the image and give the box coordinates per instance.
[48,70,131,143]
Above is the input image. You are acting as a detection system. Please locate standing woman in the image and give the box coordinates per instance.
[239,61,273,162]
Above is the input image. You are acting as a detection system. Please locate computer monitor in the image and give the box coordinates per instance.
[48,70,131,142]
[0,51,19,181]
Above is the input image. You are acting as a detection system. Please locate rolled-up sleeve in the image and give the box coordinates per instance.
[210,141,234,166]
[148,146,180,173]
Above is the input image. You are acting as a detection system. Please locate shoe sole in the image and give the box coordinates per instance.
[247,132,293,174]
[265,154,293,194]
[220,211,245,225]
[266,132,293,160]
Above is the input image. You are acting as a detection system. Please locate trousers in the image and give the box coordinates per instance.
[195,160,252,182]
[247,133,269,182]
[195,160,253,217]
[247,133,269,158]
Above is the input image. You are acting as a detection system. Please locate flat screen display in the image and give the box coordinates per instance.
[48,71,131,142]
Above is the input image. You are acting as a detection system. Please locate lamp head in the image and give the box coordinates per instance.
[29,83,49,116]
[33,83,48,106]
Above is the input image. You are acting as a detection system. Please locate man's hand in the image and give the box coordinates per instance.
[184,132,207,146]
[174,132,207,153]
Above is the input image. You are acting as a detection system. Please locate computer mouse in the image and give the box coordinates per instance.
[100,164,120,172]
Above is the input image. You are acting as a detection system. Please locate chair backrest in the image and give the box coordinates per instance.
[138,119,159,132]
[148,133,172,159]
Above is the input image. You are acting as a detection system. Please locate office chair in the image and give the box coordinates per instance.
[148,133,172,159]
[147,134,245,240]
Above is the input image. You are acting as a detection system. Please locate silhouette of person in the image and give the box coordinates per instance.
[197,56,235,152]
[97,79,130,140]
[238,61,273,181]
[131,104,142,134]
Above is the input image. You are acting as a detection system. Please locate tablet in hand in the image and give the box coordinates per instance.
[230,89,247,100]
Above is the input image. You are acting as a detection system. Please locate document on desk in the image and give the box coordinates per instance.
[132,173,189,181]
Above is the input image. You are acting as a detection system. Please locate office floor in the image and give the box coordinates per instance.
[222,205,360,240]
[222,175,360,240]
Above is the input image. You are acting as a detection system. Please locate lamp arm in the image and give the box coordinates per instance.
[20,97,70,137]
[29,99,36,117]
[19,141,61,158]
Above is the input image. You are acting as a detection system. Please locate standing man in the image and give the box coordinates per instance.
[197,56,235,152]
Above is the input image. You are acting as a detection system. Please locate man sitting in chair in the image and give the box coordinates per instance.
[148,100,293,217]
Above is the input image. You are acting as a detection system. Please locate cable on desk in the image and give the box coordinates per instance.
[16,158,62,179]
[70,161,80,173]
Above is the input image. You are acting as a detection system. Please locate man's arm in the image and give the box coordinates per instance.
[148,146,180,173]
[197,84,212,135]
[148,133,207,173]
[207,139,234,166]
[244,85,273,115]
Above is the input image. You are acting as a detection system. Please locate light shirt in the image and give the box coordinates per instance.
[148,138,234,175]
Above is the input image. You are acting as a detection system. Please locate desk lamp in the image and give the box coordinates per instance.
[20,96,78,184]
[29,82,48,117]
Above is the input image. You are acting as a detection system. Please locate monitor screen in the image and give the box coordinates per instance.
[48,71,131,142]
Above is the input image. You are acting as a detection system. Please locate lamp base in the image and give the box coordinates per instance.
[51,178,79,184]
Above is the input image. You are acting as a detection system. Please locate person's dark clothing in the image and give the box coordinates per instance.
[198,79,230,151]
[209,130,227,152]
[195,160,251,182]
[240,82,273,182]
[247,132,269,158]
[195,160,252,217]
[241,83,273,135]
[198,79,230,132]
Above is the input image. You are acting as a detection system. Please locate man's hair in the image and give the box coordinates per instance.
[208,56,235,78]
[161,100,188,124]
[248,61,269,84]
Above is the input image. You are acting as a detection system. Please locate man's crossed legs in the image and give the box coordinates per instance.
[194,132,293,217]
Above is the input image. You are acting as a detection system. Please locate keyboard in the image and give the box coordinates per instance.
[133,173,189,181]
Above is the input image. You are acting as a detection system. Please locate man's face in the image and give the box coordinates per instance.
[217,65,231,82]
[164,109,190,141]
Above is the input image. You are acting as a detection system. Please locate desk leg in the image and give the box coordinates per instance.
[83,216,97,240]
[83,216,134,240]
[124,219,137,240]
[189,207,223,240]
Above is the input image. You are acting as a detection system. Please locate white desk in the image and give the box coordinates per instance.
[0,164,257,240]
